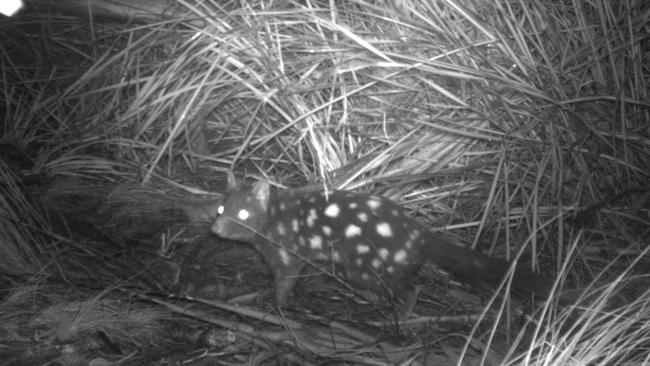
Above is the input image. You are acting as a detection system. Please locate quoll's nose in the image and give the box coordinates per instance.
[211,219,225,235]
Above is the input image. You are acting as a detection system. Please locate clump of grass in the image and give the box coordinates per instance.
[505,247,650,366]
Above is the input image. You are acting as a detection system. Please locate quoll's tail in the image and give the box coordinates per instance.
[424,234,552,298]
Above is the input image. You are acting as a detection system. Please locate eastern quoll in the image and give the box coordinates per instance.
[211,174,551,305]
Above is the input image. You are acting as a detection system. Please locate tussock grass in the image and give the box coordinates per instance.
[505,247,650,366]
[0,0,648,364]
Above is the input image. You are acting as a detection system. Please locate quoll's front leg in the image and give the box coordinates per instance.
[272,262,305,305]
[254,243,305,305]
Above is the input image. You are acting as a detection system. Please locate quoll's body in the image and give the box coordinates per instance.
[212,176,550,305]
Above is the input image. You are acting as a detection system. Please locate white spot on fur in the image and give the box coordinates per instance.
[361,272,370,280]
[291,219,299,232]
[391,209,399,216]
[276,223,286,235]
[345,224,361,238]
[332,251,341,262]
[409,230,421,240]
[278,248,290,266]
[324,203,340,218]
[357,244,370,254]
[322,226,332,236]
[279,202,286,210]
[309,235,323,250]
[217,205,224,215]
[367,198,381,210]
[237,209,249,220]
[394,249,407,263]
[357,212,368,222]
[387,266,394,273]
[307,209,317,227]
[349,202,358,209]
[379,248,389,260]
[371,258,382,269]
[405,240,413,249]
[376,222,393,237]
[299,236,306,247]
[355,258,363,266]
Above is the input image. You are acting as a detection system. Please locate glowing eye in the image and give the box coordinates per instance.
[217,205,224,215]
[238,209,249,220]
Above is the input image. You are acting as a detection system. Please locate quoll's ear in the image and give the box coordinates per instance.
[226,171,237,191]
[252,180,271,210]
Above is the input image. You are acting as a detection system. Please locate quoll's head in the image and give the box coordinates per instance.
[211,176,271,241]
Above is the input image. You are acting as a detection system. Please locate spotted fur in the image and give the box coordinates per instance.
[212,175,550,305]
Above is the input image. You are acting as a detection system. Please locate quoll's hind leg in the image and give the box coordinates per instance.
[397,285,421,320]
